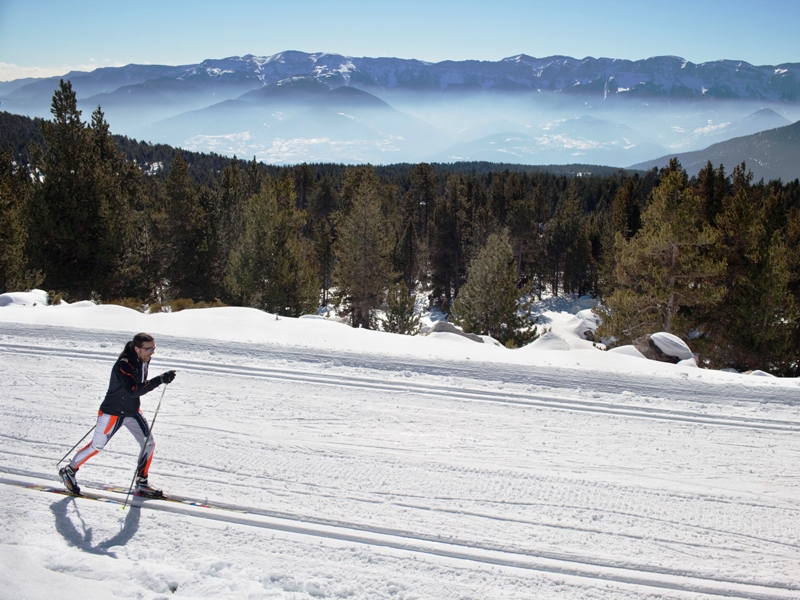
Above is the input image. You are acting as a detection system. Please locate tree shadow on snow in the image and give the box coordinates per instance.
[50,497,141,557]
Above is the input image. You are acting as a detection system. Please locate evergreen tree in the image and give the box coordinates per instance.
[225,177,318,316]
[28,82,138,300]
[407,163,437,241]
[394,164,437,292]
[545,184,592,295]
[162,152,212,300]
[383,282,421,335]
[503,174,538,283]
[245,156,263,199]
[339,165,379,215]
[696,161,728,224]
[696,180,798,372]
[308,174,339,305]
[453,229,536,347]
[218,157,247,269]
[87,107,148,299]
[333,171,394,328]
[430,174,470,311]
[597,169,727,343]
[292,163,315,211]
[609,178,642,240]
[0,151,42,291]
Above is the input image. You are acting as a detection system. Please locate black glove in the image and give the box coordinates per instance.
[160,370,176,384]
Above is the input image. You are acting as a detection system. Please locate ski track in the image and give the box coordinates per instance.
[2,323,800,598]
[1,473,798,600]
[2,340,799,433]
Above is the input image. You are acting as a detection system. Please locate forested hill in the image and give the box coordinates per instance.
[0,110,270,181]
[630,119,800,182]
[1,110,633,182]
[0,111,46,160]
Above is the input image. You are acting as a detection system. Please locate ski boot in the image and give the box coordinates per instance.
[135,476,163,498]
[59,465,81,495]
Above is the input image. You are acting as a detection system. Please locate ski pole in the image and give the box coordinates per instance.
[123,383,167,511]
[56,424,96,466]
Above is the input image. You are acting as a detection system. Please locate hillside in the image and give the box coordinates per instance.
[629,120,800,181]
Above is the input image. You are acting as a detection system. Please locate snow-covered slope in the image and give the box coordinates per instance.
[1,294,799,599]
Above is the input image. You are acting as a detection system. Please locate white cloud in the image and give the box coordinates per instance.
[0,59,125,82]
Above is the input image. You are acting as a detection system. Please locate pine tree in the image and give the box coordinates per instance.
[383,283,421,335]
[407,163,437,241]
[453,229,536,347]
[292,163,315,212]
[505,177,537,283]
[28,82,138,300]
[597,169,727,344]
[219,157,247,268]
[162,153,210,300]
[309,174,339,305]
[696,176,798,372]
[430,174,470,311]
[545,184,592,295]
[0,151,42,291]
[394,164,437,292]
[332,172,394,328]
[225,177,318,316]
[696,161,728,224]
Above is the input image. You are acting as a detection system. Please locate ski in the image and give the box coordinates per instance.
[26,484,118,506]
[102,485,228,509]
[33,481,246,513]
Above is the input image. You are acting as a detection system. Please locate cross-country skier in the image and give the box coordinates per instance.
[59,333,176,497]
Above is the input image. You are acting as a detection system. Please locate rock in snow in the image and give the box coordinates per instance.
[650,332,694,361]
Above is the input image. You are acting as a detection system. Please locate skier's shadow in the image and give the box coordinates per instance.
[51,497,140,556]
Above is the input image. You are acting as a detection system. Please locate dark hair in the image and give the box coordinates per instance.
[119,332,155,359]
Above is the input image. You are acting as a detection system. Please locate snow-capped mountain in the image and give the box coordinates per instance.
[10,52,797,101]
[2,51,800,166]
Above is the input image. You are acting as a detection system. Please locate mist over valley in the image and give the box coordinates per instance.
[2,51,799,176]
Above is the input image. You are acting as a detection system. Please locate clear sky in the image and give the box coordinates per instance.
[1,0,798,81]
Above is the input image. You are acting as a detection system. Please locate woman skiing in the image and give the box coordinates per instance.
[59,333,176,497]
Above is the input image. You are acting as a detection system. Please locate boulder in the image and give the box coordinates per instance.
[425,321,484,343]
[632,333,693,364]
[650,332,694,361]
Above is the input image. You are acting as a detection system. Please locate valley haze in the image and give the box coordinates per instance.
[2,51,800,177]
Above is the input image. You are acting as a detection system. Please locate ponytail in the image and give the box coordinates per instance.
[119,333,154,359]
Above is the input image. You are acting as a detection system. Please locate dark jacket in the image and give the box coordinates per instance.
[98,354,162,416]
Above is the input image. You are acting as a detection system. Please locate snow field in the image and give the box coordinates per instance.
[1,304,800,599]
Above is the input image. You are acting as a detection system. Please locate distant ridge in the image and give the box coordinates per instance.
[3,51,799,167]
[3,52,800,103]
[628,120,800,182]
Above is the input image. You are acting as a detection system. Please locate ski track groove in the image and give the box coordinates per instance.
[5,455,800,569]
[2,342,799,433]
[1,472,798,600]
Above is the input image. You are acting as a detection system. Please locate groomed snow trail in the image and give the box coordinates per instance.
[1,323,799,599]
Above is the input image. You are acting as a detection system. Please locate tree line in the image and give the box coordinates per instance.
[2,81,800,374]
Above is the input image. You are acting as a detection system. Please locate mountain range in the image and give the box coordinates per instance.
[1,51,799,170]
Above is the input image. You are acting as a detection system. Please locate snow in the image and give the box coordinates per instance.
[1,291,800,599]
[650,332,694,361]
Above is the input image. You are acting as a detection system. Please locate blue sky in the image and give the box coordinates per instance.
[0,0,798,81]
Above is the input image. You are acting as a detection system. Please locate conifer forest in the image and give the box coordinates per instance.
[2,81,800,374]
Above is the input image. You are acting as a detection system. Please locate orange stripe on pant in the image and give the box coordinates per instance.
[103,415,118,435]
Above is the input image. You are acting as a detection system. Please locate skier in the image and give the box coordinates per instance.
[59,333,176,497]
